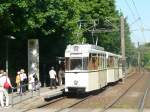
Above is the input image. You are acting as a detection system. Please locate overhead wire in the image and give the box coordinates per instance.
[121,0,138,43]
[131,0,142,20]
[131,0,147,43]
[125,0,146,42]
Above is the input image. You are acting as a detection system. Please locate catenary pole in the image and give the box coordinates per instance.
[138,42,141,72]
[121,16,126,79]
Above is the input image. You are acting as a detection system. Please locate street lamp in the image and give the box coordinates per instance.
[5,35,16,74]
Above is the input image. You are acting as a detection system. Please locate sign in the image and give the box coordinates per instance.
[28,39,39,80]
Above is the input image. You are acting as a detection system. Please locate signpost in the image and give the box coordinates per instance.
[28,39,39,80]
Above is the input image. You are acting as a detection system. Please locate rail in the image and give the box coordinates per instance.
[10,81,41,107]
[39,94,93,112]
[100,71,144,112]
[138,78,150,112]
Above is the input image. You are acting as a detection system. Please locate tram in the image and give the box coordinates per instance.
[64,44,124,93]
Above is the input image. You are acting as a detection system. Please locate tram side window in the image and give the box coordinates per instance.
[98,54,100,69]
[88,54,98,70]
[88,54,92,70]
[119,58,122,67]
[94,54,99,70]
[102,54,104,69]
[103,54,106,69]
[107,56,114,68]
[83,58,88,70]
[115,57,119,67]
[114,57,117,67]
[99,54,102,69]
[99,54,101,69]
[65,58,69,70]
[104,54,106,69]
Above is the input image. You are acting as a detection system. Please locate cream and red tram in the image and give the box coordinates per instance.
[64,44,123,93]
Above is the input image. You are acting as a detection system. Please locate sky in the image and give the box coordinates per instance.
[115,0,150,46]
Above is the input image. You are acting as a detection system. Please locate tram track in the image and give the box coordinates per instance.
[125,68,140,79]
[138,87,150,112]
[25,70,142,112]
[38,96,66,108]
[25,92,94,112]
[137,71,150,112]
[99,71,145,112]
[24,84,109,112]
[21,96,66,112]
[54,95,93,112]
[43,70,143,112]
[51,70,143,112]
[35,87,109,112]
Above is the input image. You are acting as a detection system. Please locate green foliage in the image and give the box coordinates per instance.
[139,43,150,66]
[0,0,134,56]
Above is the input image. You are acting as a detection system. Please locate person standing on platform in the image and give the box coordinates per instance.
[20,69,27,95]
[0,70,12,108]
[49,67,57,89]
[58,68,64,86]
[15,71,21,93]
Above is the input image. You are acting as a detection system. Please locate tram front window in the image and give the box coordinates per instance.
[83,58,88,70]
[70,59,82,70]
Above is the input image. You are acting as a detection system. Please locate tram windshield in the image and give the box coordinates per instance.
[70,58,82,70]
[65,57,88,70]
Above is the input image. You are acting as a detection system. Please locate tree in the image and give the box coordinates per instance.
[0,0,136,85]
[139,43,150,67]
[0,0,134,55]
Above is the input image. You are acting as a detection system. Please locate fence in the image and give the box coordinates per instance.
[10,81,41,107]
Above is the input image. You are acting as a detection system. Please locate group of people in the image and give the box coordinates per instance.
[0,66,64,108]
[49,66,64,89]
[15,69,27,95]
[0,69,12,108]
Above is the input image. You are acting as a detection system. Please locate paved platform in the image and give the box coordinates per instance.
[0,85,64,112]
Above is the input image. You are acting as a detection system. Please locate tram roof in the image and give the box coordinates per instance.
[65,44,122,58]
[106,51,122,58]
[65,44,104,52]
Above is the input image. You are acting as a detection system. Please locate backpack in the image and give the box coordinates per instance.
[4,77,11,89]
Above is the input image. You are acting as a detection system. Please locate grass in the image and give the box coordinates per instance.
[144,64,150,70]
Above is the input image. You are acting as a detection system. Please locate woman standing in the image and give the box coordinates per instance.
[16,71,20,93]
[0,70,12,108]
[20,69,27,94]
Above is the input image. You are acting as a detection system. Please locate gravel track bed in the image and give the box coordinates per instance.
[36,71,142,112]
[142,72,150,108]
[69,72,142,110]
[112,71,150,109]
[28,71,145,112]
[40,97,83,112]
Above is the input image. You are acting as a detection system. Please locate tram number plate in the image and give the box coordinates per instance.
[74,80,78,85]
